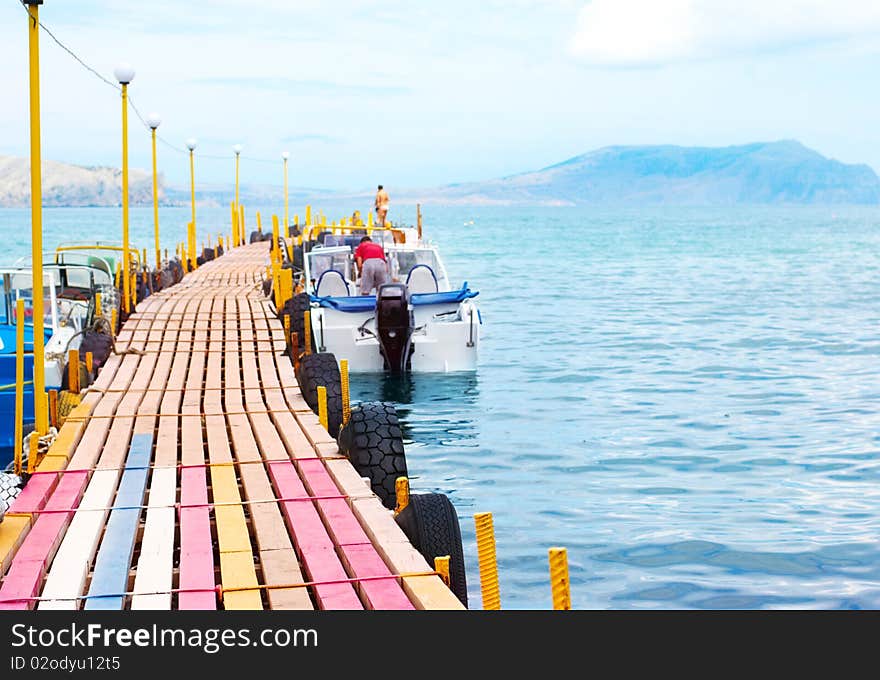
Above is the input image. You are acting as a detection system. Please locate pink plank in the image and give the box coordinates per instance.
[9,474,58,515]
[178,468,216,610]
[316,499,370,545]
[340,543,415,610]
[0,471,91,610]
[268,462,362,610]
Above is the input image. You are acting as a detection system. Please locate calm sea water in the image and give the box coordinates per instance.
[2,204,880,610]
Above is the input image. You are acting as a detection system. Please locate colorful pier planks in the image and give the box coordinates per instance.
[0,242,464,611]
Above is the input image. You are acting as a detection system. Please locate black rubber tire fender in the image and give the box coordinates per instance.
[282,292,312,353]
[295,352,343,437]
[395,493,468,606]
[336,401,407,510]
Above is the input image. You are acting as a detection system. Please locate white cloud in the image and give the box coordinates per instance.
[569,0,880,66]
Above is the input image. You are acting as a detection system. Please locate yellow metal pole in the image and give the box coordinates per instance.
[67,348,80,394]
[150,123,161,270]
[256,210,262,234]
[303,311,312,355]
[282,152,290,239]
[48,389,57,429]
[434,556,451,588]
[239,205,245,246]
[94,291,102,318]
[305,204,311,226]
[187,140,197,268]
[317,385,328,431]
[280,268,293,306]
[85,351,93,374]
[340,359,350,425]
[27,433,37,475]
[234,147,240,217]
[549,547,571,610]
[230,201,237,248]
[26,1,48,435]
[14,299,24,476]
[474,512,501,610]
[394,477,410,514]
[121,81,131,316]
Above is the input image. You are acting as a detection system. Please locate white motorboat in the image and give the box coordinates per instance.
[300,225,480,373]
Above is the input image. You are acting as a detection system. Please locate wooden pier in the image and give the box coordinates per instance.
[0,242,463,610]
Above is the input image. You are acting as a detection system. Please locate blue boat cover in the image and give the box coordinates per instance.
[311,283,478,313]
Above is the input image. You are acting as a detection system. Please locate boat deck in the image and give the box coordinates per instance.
[0,242,462,610]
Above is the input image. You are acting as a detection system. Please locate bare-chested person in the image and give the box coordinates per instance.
[375,185,390,226]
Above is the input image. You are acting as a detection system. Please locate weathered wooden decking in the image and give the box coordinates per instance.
[0,242,463,610]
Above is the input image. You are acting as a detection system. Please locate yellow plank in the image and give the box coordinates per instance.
[0,515,32,575]
[219,551,262,610]
[213,506,252,554]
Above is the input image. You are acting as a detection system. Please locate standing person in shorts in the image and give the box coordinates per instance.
[375,185,390,226]
[355,236,388,295]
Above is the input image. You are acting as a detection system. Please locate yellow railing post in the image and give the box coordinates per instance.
[474,512,501,610]
[305,204,311,226]
[340,359,351,425]
[303,311,312,355]
[94,291,102,318]
[317,385,328,431]
[67,349,80,394]
[290,332,300,370]
[14,299,24,476]
[434,556,451,587]
[118,73,132,316]
[548,547,571,610]
[48,389,58,429]
[256,210,262,234]
[280,268,293,307]
[26,1,48,436]
[110,308,117,338]
[27,432,38,475]
[85,351,93,374]
[394,477,410,515]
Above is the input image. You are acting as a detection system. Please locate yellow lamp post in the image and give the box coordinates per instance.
[233,144,242,245]
[114,62,135,316]
[186,138,197,269]
[282,151,290,239]
[147,113,162,270]
[24,0,48,435]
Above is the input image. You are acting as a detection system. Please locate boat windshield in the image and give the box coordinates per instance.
[0,270,57,329]
[308,249,352,285]
[387,249,448,289]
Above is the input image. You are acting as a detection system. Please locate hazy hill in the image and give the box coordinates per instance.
[2,141,878,207]
[403,141,880,206]
[0,155,156,207]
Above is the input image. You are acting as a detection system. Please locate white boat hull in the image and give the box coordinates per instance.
[310,299,479,373]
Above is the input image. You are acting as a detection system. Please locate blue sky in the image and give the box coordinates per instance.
[1,0,880,189]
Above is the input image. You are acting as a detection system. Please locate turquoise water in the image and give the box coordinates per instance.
[2,204,880,609]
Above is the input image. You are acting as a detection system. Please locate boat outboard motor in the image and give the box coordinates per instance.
[375,283,414,373]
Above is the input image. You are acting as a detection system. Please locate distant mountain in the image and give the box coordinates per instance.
[0,155,156,207]
[2,141,878,208]
[402,141,880,206]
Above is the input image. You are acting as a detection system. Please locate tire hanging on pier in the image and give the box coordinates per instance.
[282,292,312,353]
[295,352,344,437]
[395,493,468,606]
[336,401,407,510]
